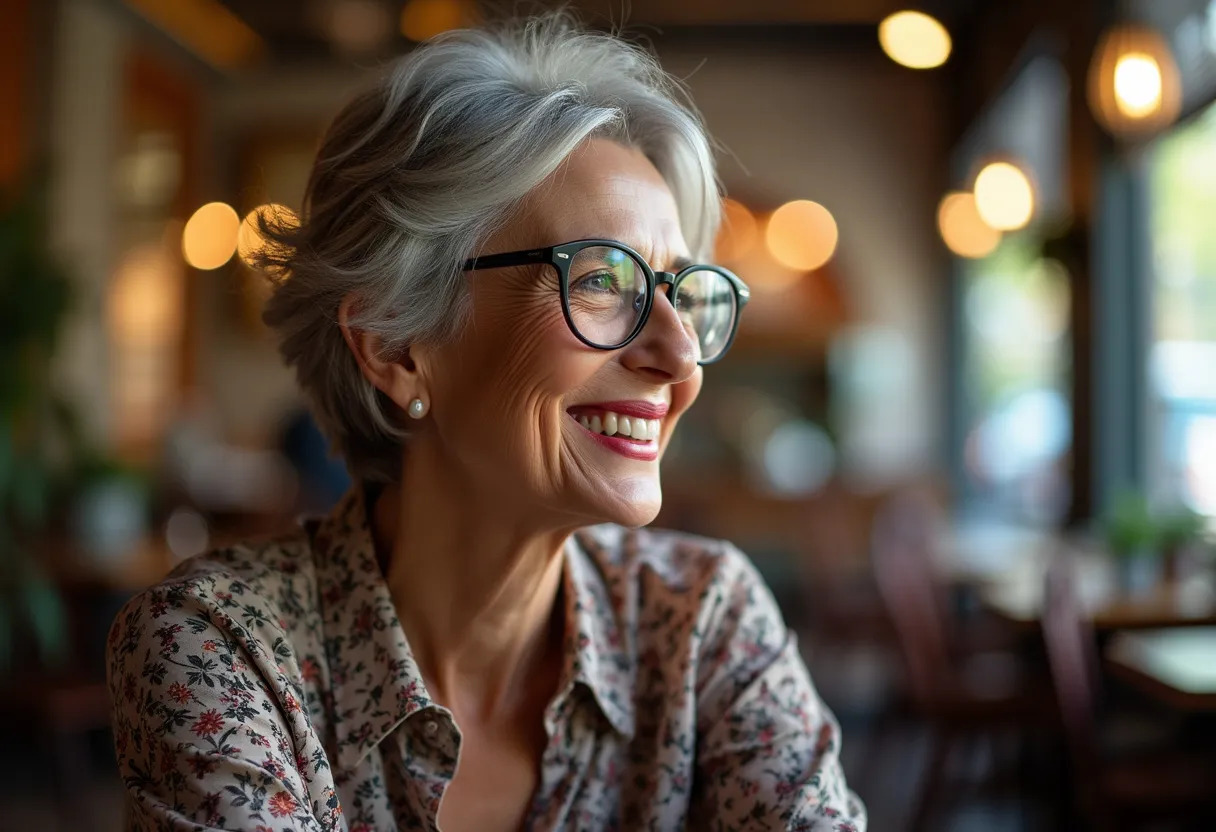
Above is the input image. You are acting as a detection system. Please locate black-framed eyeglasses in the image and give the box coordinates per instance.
[461,239,750,365]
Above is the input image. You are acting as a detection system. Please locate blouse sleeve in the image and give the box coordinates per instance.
[106,575,331,831]
[689,545,867,832]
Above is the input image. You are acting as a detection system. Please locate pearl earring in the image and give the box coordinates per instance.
[408,398,428,419]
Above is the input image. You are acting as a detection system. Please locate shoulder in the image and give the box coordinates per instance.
[107,526,318,674]
[168,525,317,601]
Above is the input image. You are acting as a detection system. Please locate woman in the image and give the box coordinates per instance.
[107,14,865,832]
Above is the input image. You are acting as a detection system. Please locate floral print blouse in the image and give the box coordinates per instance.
[107,488,865,831]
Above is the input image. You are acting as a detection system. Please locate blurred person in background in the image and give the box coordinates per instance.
[106,13,864,831]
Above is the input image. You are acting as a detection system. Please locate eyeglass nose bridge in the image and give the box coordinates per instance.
[633,271,682,318]
[654,271,679,293]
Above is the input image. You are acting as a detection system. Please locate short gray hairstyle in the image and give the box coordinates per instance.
[258,12,721,484]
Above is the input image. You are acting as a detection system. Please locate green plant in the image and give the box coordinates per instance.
[1157,507,1206,551]
[1103,491,1159,557]
[0,181,78,672]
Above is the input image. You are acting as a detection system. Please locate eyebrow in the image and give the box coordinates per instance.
[628,246,693,272]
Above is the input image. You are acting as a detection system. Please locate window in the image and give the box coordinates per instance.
[951,55,1072,525]
[960,236,1072,524]
[1148,99,1216,515]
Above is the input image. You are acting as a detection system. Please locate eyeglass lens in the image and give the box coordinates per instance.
[566,244,737,361]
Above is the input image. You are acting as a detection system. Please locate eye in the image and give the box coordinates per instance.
[571,270,622,294]
[675,286,703,310]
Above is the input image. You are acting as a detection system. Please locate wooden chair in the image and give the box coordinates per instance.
[1042,556,1216,830]
[871,491,1051,829]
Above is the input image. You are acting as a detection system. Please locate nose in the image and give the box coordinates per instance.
[619,281,699,383]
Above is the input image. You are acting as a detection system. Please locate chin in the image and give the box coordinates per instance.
[594,477,662,528]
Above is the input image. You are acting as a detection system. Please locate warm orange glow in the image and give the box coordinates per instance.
[125,0,262,70]
[1088,23,1182,136]
[878,11,952,69]
[1114,52,1164,118]
[973,162,1035,232]
[715,198,759,263]
[183,202,240,270]
[111,242,182,344]
[238,203,297,268]
[109,237,185,448]
[745,249,805,292]
[937,192,1001,259]
[764,200,838,271]
[400,0,476,41]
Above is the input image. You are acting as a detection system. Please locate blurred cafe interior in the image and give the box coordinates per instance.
[4,0,1216,828]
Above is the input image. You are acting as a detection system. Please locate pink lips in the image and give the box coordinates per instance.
[582,429,660,461]
[567,401,670,420]
[567,400,668,461]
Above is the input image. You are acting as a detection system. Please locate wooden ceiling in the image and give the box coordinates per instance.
[201,0,977,68]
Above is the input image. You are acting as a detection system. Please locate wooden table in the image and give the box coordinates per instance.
[942,528,1216,631]
[1106,627,1216,711]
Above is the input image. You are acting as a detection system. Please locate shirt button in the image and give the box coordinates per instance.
[424,719,439,737]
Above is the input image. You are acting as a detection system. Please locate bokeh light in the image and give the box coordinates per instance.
[878,11,952,69]
[973,162,1035,231]
[238,203,297,269]
[765,200,839,271]
[1114,52,1163,118]
[1088,22,1182,136]
[937,191,1001,258]
[715,198,759,262]
[400,0,475,41]
[165,506,210,561]
[182,202,240,270]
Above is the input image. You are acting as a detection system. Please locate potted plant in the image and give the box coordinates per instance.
[1102,491,1161,597]
[1156,507,1207,583]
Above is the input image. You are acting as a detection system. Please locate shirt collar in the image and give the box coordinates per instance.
[563,529,636,737]
[309,488,635,771]
[311,488,432,772]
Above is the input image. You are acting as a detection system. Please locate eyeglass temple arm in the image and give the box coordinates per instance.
[461,247,552,272]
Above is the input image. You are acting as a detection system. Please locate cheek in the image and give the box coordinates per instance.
[439,290,599,425]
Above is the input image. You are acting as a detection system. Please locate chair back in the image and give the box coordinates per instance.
[1041,554,1102,783]
[871,491,952,710]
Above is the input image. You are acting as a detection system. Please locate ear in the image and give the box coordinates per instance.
[338,293,424,413]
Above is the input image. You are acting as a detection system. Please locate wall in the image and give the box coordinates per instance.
[141,30,949,469]
[48,0,129,445]
[660,35,948,482]
[200,65,367,444]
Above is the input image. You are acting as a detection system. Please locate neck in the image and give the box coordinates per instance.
[372,448,574,723]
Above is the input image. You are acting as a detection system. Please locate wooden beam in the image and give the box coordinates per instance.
[564,0,908,26]
[0,0,31,186]
[123,0,264,72]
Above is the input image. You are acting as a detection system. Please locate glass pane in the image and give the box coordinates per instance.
[675,269,737,361]
[1149,100,1216,516]
[565,245,647,347]
[960,235,1073,524]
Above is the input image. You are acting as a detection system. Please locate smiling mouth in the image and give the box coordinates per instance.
[566,406,664,461]
[569,408,661,442]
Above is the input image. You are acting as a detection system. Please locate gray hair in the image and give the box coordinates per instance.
[258,12,721,484]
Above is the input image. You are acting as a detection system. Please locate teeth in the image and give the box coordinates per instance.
[574,410,661,441]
